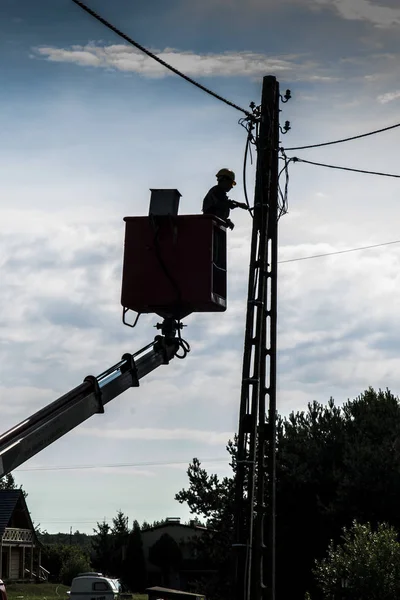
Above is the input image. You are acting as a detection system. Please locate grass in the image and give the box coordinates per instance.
[6,583,69,600]
[5,583,146,600]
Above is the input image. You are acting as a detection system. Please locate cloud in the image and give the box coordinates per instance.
[185,0,285,8]
[312,0,400,27]
[377,89,400,103]
[0,386,56,418]
[187,0,400,29]
[32,43,337,83]
[77,427,233,445]
[181,0,400,29]
[277,238,400,402]
[3,76,400,531]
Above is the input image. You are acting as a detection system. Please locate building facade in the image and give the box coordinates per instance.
[141,518,215,591]
[0,490,45,582]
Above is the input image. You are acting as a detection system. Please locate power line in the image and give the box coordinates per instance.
[284,121,400,151]
[279,239,400,264]
[36,519,111,524]
[291,157,400,179]
[15,457,227,472]
[71,0,252,118]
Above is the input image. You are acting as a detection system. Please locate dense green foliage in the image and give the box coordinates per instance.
[124,520,147,593]
[314,521,400,599]
[91,513,147,592]
[9,386,400,598]
[42,545,91,584]
[0,473,28,498]
[59,553,92,586]
[149,533,182,588]
[176,388,400,599]
[39,530,92,551]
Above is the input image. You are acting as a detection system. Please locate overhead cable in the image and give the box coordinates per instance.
[279,240,400,264]
[71,0,252,118]
[291,157,400,179]
[16,457,227,472]
[284,121,400,151]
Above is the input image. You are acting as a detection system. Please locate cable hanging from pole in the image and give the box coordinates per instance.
[290,156,400,179]
[279,239,400,264]
[71,0,253,118]
[283,120,400,151]
[277,149,295,220]
[239,111,260,219]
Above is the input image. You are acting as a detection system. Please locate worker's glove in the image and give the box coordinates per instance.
[226,219,235,230]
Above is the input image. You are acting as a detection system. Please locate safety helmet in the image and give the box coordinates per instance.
[216,168,236,186]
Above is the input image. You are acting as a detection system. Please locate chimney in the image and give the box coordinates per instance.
[165,517,181,524]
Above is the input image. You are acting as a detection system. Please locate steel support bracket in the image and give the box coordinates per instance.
[121,353,140,387]
[83,375,104,414]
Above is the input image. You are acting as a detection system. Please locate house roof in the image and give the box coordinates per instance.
[0,490,21,537]
[142,521,207,534]
[0,490,36,538]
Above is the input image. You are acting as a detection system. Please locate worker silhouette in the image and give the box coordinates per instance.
[202,168,248,230]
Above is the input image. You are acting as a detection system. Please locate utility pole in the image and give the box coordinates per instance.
[262,75,280,600]
[233,75,280,600]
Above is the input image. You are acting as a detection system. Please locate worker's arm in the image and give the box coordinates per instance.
[229,200,249,210]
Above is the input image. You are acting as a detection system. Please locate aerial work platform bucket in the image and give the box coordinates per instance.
[121,213,227,322]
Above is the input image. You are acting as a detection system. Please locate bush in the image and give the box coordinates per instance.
[314,521,400,600]
[42,544,91,584]
[60,554,92,586]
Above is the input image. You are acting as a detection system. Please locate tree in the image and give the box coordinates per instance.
[314,521,400,600]
[175,452,235,600]
[0,473,28,497]
[92,521,113,575]
[149,533,182,587]
[176,388,400,600]
[42,544,91,583]
[142,519,167,530]
[122,520,147,592]
[184,517,205,527]
[275,388,400,598]
[112,511,129,538]
[60,552,92,586]
[111,511,130,578]
[92,512,130,578]
[42,544,65,582]
[39,530,92,552]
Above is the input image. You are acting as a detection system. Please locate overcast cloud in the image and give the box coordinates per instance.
[312,0,400,27]
[1,0,400,532]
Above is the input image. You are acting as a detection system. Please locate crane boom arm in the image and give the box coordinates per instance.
[0,335,179,478]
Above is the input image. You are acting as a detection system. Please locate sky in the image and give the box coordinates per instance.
[2,0,400,534]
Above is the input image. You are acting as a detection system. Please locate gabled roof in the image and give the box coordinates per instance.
[0,490,21,537]
[0,490,36,538]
